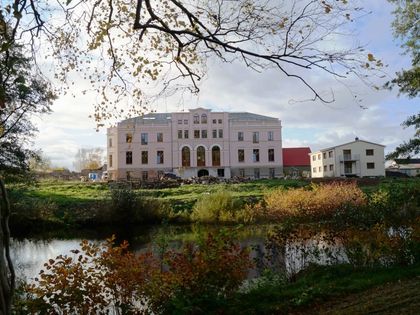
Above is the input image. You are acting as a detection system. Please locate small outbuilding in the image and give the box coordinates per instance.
[282,147,312,177]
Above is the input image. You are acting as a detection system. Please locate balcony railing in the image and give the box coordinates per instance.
[339,154,360,162]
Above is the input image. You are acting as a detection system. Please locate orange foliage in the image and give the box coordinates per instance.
[262,182,367,221]
[24,233,252,314]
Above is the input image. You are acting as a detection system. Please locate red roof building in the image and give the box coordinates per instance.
[282,147,311,177]
[282,147,311,166]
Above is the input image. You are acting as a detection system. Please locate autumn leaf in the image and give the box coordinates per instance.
[367,53,376,62]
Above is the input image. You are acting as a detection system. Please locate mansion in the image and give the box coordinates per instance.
[107,108,283,180]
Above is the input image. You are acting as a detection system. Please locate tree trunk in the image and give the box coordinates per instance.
[0,178,14,315]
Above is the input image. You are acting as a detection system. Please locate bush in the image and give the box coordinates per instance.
[22,233,252,314]
[191,190,244,223]
[104,186,172,224]
[262,182,367,222]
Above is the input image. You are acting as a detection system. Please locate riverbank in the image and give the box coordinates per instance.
[231,262,420,314]
[8,177,420,233]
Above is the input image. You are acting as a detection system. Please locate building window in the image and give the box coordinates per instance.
[269,168,275,179]
[366,149,374,156]
[193,114,199,124]
[329,164,334,171]
[178,130,182,139]
[268,131,274,141]
[318,153,321,160]
[253,132,259,143]
[141,151,148,164]
[201,130,208,139]
[109,138,112,147]
[324,165,327,172]
[126,171,131,180]
[218,119,222,124]
[212,130,217,138]
[182,146,191,167]
[126,151,132,165]
[328,151,333,158]
[318,166,321,172]
[157,132,163,142]
[238,149,245,162]
[238,131,244,141]
[141,133,148,145]
[178,119,182,124]
[217,168,225,177]
[109,155,113,167]
[184,130,189,139]
[312,155,316,161]
[253,149,260,162]
[212,146,221,166]
[254,168,260,179]
[201,114,207,124]
[212,119,217,124]
[323,152,327,159]
[157,151,164,164]
[197,146,206,166]
[268,149,275,162]
[184,119,188,124]
[343,149,351,159]
[142,171,148,181]
[194,130,200,138]
[218,129,223,138]
[313,167,316,173]
[239,169,245,177]
[367,162,375,169]
[126,133,132,143]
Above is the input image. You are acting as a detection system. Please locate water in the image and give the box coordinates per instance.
[11,224,350,282]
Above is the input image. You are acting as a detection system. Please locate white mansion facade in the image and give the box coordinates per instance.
[107,108,283,180]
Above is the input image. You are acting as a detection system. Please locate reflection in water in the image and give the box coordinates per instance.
[11,225,351,282]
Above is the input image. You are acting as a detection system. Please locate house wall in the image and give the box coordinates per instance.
[107,108,283,180]
[310,141,385,178]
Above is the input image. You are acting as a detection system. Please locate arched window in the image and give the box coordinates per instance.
[193,114,199,124]
[212,146,221,166]
[182,147,191,167]
[197,146,206,166]
[201,114,207,124]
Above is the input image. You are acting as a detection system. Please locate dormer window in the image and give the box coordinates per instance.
[193,114,199,124]
[201,114,207,124]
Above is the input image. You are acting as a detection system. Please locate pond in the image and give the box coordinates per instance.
[11,224,350,282]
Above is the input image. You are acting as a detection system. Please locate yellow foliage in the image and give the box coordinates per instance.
[262,182,367,221]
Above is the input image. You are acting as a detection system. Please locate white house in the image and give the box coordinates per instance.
[387,159,420,177]
[107,108,283,180]
[310,138,385,178]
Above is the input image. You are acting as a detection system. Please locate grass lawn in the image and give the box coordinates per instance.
[10,178,308,210]
[230,263,420,314]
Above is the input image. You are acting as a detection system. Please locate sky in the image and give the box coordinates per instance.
[31,0,419,170]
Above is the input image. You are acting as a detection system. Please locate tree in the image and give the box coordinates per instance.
[385,0,419,98]
[1,1,383,128]
[73,148,105,172]
[385,0,419,159]
[28,152,52,173]
[0,13,54,315]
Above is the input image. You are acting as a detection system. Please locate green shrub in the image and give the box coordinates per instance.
[191,190,244,223]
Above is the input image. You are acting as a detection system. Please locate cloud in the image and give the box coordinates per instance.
[31,0,418,169]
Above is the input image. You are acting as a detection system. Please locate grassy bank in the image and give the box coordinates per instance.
[8,177,420,232]
[229,263,420,314]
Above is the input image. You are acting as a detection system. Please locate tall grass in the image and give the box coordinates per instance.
[261,182,367,222]
[191,190,245,223]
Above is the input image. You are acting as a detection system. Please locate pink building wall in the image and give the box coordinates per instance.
[107,108,282,180]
